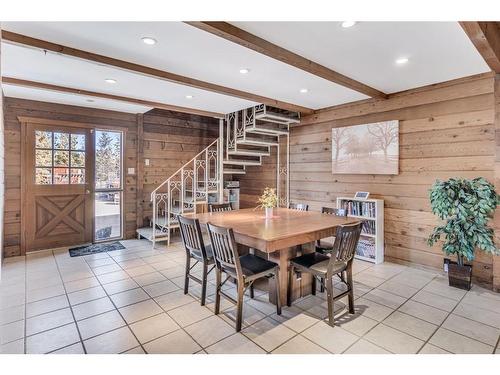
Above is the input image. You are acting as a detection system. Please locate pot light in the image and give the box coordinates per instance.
[185,95,193,99]
[396,57,409,65]
[104,78,117,84]
[341,21,356,28]
[141,37,157,45]
[299,88,309,94]
[86,99,95,103]
[239,68,250,74]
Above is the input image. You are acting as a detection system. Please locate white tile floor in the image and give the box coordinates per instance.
[1,238,500,354]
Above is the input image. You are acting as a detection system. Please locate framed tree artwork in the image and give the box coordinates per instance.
[332,120,399,175]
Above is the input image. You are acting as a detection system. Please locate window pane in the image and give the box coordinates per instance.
[35,150,52,167]
[70,168,85,184]
[54,168,69,184]
[54,132,69,149]
[35,131,52,148]
[70,151,85,168]
[95,130,121,189]
[71,134,85,151]
[35,168,52,184]
[95,192,121,240]
[54,151,69,167]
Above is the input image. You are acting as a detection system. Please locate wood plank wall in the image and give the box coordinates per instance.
[0,31,4,268]
[239,72,499,287]
[141,109,218,225]
[2,100,218,257]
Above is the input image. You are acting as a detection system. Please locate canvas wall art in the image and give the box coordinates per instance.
[332,120,399,175]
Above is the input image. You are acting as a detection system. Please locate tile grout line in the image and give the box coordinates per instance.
[52,249,88,354]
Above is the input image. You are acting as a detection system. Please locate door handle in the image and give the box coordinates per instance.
[86,190,91,194]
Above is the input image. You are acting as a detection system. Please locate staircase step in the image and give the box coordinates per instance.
[238,133,279,147]
[228,149,270,157]
[246,121,289,136]
[223,159,261,166]
[224,168,246,175]
[136,227,169,242]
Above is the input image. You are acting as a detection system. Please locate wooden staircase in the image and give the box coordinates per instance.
[136,104,298,248]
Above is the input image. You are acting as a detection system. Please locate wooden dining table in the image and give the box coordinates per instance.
[186,207,360,305]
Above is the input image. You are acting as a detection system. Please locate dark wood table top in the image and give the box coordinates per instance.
[186,208,359,252]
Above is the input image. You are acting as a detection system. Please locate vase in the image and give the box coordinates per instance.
[265,207,274,218]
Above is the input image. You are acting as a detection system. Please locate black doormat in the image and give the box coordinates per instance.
[69,242,125,257]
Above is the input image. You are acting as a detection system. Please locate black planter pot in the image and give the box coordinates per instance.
[447,261,472,290]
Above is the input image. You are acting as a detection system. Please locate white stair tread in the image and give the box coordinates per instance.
[136,227,169,241]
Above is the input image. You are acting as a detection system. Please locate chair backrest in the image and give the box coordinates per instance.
[321,207,347,217]
[206,222,242,279]
[209,203,233,212]
[178,215,209,260]
[289,203,309,211]
[329,222,362,270]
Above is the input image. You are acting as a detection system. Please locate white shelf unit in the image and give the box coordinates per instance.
[336,197,384,264]
[223,188,240,210]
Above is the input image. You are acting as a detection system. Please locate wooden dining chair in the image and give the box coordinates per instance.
[209,203,233,212]
[289,202,309,211]
[178,215,215,306]
[316,207,348,254]
[207,222,282,332]
[288,222,362,326]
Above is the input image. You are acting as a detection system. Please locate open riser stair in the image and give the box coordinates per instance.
[137,104,299,247]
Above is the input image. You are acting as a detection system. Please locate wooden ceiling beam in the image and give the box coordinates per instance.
[186,21,388,99]
[1,30,313,115]
[2,76,225,118]
[460,22,500,73]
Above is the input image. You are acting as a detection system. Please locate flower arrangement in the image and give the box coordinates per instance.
[257,187,278,209]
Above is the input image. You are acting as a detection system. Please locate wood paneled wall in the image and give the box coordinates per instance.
[239,72,499,288]
[2,100,218,257]
[0,32,4,268]
[140,109,218,225]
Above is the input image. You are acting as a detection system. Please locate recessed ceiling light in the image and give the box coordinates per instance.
[104,78,117,84]
[86,99,95,103]
[239,68,250,74]
[185,95,193,99]
[396,57,409,65]
[299,88,309,94]
[142,37,157,45]
[341,21,356,28]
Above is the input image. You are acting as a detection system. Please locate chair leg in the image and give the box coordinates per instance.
[346,268,355,314]
[275,268,282,315]
[214,268,222,315]
[320,278,325,293]
[287,266,293,307]
[312,276,317,296]
[325,275,335,327]
[236,281,245,332]
[184,255,191,295]
[249,283,255,299]
[200,262,208,306]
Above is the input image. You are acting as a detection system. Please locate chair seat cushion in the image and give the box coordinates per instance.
[240,254,276,277]
[291,252,346,275]
[190,243,214,261]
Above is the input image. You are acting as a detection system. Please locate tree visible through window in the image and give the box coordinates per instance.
[95,130,121,189]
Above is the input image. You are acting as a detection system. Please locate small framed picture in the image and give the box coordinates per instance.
[354,191,370,200]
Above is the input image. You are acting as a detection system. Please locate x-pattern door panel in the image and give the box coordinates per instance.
[25,123,94,252]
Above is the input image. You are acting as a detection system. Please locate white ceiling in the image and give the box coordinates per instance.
[0,21,491,115]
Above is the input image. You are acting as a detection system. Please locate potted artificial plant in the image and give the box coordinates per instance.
[257,187,278,218]
[428,177,499,290]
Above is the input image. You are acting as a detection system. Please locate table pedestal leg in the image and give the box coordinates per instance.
[268,242,315,306]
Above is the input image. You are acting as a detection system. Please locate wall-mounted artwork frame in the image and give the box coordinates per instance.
[332,120,399,175]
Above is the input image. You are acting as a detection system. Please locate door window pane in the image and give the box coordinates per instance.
[71,151,85,167]
[54,168,69,184]
[54,151,69,167]
[95,192,121,240]
[70,168,85,184]
[36,150,53,167]
[54,132,69,149]
[95,130,121,189]
[35,131,52,148]
[71,134,85,151]
[35,168,52,184]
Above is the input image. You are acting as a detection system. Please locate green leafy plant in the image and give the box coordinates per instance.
[427,177,500,265]
[256,187,278,209]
